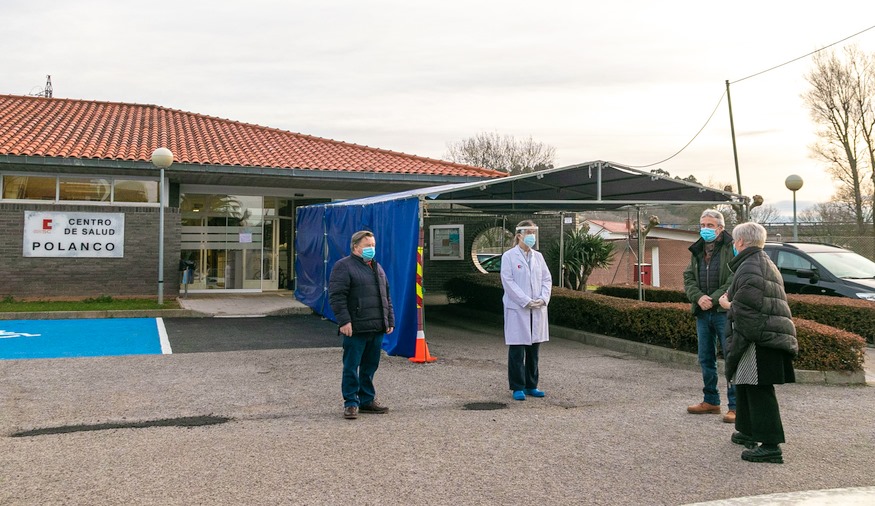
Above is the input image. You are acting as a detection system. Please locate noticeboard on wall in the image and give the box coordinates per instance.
[429,224,464,260]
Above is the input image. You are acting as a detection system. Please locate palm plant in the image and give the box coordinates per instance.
[545,228,615,290]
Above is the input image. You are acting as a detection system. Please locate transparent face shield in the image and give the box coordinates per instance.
[516,226,539,249]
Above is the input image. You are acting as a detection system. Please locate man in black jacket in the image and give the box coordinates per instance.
[328,230,395,420]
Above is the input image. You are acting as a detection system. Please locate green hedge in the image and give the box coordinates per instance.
[446,275,866,372]
[595,285,875,345]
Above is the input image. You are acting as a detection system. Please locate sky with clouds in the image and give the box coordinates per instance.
[5,1,875,218]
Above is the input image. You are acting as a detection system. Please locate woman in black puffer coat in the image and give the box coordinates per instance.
[718,221,797,464]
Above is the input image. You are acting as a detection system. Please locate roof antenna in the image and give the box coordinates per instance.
[29,75,53,98]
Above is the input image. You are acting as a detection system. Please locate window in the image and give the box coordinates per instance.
[114,179,158,203]
[2,175,56,200]
[776,251,812,273]
[1,173,159,204]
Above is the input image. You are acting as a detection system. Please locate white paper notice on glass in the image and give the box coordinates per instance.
[239,232,252,243]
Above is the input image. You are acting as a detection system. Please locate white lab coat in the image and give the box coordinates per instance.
[500,245,552,345]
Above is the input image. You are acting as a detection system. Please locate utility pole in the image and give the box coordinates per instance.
[725,80,744,221]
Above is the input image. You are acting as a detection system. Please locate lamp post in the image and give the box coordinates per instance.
[151,147,174,305]
[785,174,804,241]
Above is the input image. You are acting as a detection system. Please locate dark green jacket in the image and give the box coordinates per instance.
[683,230,734,315]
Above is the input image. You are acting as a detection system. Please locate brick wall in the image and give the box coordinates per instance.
[0,203,181,300]
[586,238,692,290]
[422,213,575,292]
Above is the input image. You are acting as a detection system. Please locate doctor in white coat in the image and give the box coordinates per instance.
[500,220,552,401]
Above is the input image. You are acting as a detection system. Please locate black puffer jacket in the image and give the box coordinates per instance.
[328,254,394,334]
[724,246,798,383]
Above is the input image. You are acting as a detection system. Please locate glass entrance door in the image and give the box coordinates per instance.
[262,218,278,290]
[180,194,264,292]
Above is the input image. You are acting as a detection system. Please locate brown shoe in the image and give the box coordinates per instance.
[343,406,358,419]
[723,410,736,424]
[687,402,721,414]
[359,399,389,414]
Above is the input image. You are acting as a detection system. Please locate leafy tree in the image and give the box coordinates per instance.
[444,132,556,175]
[544,227,615,291]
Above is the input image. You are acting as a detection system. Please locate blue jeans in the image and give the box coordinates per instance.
[508,343,540,391]
[342,332,384,408]
[696,311,736,410]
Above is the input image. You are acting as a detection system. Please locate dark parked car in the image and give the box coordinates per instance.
[762,242,875,301]
[478,254,502,273]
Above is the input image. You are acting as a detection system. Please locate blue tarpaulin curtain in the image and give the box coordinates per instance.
[295,197,420,357]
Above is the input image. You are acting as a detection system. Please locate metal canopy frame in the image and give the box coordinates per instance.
[423,160,746,212]
[330,160,747,212]
[325,160,748,300]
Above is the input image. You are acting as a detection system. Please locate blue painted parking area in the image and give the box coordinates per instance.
[0,318,171,360]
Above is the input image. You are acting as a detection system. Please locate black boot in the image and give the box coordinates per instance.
[731,432,757,449]
[741,445,783,464]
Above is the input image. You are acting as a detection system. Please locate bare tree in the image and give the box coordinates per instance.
[803,47,870,234]
[798,201,863,237]
[850,47,875,238]
[750,204,782,224]
[444,132,556,175]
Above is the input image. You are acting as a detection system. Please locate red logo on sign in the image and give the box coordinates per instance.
[42,219,53,230]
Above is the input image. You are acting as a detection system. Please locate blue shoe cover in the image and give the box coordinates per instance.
[524,388,545,397]
[512,390,526,401]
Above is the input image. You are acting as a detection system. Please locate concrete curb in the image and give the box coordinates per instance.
[440,305,867,386]
[0,309,209,320]
[265,306,314,317]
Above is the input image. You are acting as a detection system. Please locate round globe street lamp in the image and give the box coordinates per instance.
[785,174,804,241]
[151,147,174,305]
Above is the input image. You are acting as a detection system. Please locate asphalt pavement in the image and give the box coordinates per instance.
[1,293,874,505]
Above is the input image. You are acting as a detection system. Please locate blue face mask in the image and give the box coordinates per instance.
[523,234,537,248]
[732,245,738,256]
[361,246,375,260]
[700,228,717,242]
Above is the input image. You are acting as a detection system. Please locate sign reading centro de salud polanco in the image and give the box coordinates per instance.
[23,211,125,258]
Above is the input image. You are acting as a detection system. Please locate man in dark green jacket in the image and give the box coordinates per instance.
[682,209,736,423]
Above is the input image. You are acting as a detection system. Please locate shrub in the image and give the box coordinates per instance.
[787,295,875,346]
[595,285,689,303]
[793,319,867,372]
[597,285,875,345]
[445,275,865,372]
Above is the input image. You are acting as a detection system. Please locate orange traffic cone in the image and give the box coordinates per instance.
[409,330,437,363]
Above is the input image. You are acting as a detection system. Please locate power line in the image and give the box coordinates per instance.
[634,24,875,170]
[627,91,726,169]
[731,24,875,84]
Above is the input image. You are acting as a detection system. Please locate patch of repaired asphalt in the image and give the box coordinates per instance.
[9,415,232,437]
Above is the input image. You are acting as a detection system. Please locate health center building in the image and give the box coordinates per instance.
[0,94,502,299]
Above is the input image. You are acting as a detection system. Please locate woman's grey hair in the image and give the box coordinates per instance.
[350,230,374,250]
[733,222,766,248]
[700,209,725,227]
[513,220,537,246]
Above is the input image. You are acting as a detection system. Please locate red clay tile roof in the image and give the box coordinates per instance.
[587,220,631,233]
[0,94,505,178]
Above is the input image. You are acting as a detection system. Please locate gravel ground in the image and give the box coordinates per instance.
[1,312,873,505]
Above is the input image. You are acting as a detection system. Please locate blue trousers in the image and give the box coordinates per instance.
[342,332,384,408]
[696,311,736,409]
[508,343,540,391]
